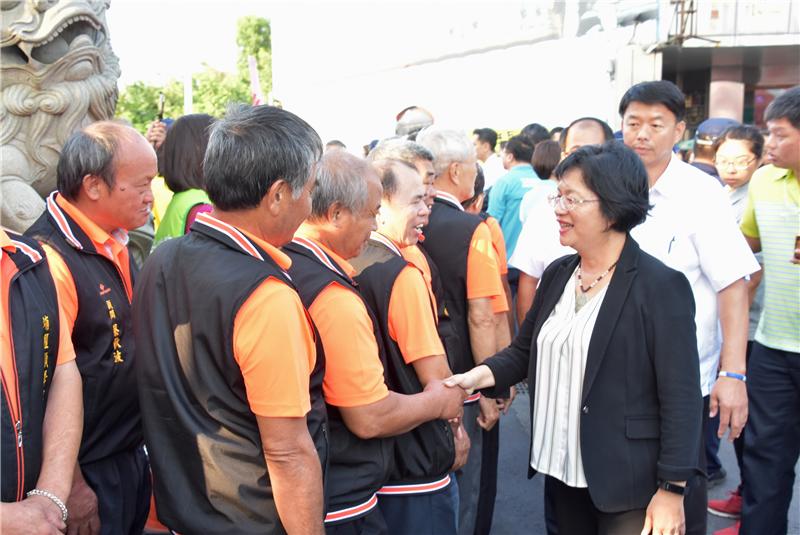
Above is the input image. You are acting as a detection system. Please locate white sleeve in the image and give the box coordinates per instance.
[692,180,761,292]
[509,217,538,276]
[510,202,573,279]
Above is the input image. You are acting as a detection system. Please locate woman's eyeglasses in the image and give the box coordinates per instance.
[714,157,756,171]
[547,194,599,212]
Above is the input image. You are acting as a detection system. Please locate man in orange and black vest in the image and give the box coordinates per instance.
[416,126,510,535]
[348,159,468,534]
[26,122,158,535]
[133,105,327,535]
[284,151,466,534]
[1,229,83,535]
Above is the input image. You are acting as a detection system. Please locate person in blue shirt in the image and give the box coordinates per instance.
[488,135,543,298]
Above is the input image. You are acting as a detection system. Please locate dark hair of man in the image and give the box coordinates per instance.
[559,117,615,151]
[711,125,765,159]
[618,80,686,122]
[371,159,417,200]
[549,126,564,137]
[160,114,215,193]
[554,142,650,233]
[520,123,550,147]
[472,128,498,151]
[504,135,535,164]
[764,86,800,130]
[326,139,346,149]
[462,164,486,210]
[203,105,322,211]
[532,140,562,179]
[57,121,135,200]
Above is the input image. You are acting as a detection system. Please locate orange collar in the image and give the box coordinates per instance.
[0,229,14,252]
[194,212,292,270]
[293,229,356,277]
[55,194,129,253]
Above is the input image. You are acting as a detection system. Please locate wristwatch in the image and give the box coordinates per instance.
[658,480,686,496]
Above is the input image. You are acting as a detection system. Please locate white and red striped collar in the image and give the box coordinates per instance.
[291,236,347,279]
[46,192,84,249]
[194,212,265,262]
[9,239,43,263]
[370,231,403,257]
[434,191,464,211]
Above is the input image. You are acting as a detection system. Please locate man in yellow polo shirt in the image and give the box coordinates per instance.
[739,86,800,535]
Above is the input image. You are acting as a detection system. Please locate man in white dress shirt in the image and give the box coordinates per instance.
[473,128,505,193]
[620,80,760,535]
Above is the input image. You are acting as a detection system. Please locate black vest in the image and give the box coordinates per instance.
[1,233,60,502]
[133,221,327,535]
[284,240,393,516]
[350,239,455,486]
[26,195,141,464]
[420,197,482,374]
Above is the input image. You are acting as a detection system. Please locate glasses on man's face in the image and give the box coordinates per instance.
[547,193,600,212]
[714,156,756,171]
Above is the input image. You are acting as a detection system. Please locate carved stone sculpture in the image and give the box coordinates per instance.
[1,0,120,231]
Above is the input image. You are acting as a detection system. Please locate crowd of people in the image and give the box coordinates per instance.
[1,80,798,535]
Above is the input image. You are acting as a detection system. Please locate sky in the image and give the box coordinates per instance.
[106,0,271,88]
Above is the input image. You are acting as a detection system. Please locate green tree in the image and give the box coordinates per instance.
[115,16,273,129]
[236,16,272,98]
[115,80,182,133]
[192,65,250,116]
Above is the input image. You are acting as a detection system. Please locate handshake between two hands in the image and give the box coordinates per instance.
[425,369,516,432]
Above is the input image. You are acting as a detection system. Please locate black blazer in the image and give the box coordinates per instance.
[484,235,704,513]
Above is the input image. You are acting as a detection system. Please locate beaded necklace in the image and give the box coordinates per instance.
[575,260,618,311]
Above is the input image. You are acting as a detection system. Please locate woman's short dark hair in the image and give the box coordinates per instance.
[618,80,686,122]
[532,140,561,179]
[712,125,765,159]
[160,114,215,193]
[554,142,650,233]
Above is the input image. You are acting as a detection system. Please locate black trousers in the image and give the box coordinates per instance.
[740,342,800,535]
[548,477,646,535]
[545,403,706,535]
[82,446,150,535]
[325,507,388,535]
[473,424,499,535]
[683,398,709,535]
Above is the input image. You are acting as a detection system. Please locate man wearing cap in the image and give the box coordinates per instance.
[1,229,83,535]
[133,105,327,535]
[692,117,740,184]
[395,106,434,140]
[284,151,466,534]
[26,121,158,535]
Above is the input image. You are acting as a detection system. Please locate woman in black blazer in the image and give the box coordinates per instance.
[447,143,703,535]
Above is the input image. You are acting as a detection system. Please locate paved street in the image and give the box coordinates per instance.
[491,390,800,535]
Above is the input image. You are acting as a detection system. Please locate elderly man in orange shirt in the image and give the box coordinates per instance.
[284,151,465,534]
[133,105,328,535]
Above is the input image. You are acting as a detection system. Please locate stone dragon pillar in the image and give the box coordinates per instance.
[1,0,120,231]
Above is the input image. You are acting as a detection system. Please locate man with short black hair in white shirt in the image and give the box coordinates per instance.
[620,80,760,535]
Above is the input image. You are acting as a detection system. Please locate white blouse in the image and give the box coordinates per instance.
[530,268,608,488]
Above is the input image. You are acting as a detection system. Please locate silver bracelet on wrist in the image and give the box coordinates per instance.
[26,488,68,523]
